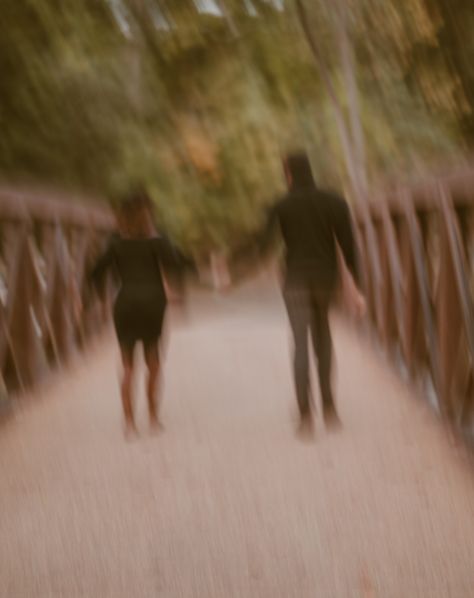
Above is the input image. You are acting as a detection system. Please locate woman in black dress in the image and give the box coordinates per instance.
[91,192,184,435]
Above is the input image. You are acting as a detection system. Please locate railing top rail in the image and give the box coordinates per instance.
[0,187,115,229]
[357,167,474,218]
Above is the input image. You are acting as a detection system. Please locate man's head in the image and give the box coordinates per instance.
[283,151,315,190]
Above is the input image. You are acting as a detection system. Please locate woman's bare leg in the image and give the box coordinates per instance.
[120,345,136,435]
[145,343,161,429]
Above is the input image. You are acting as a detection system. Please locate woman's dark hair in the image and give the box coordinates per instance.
[116,190,155,238]
[284,151,315,189]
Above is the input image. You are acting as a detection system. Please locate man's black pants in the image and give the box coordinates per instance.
[283,285,334,417]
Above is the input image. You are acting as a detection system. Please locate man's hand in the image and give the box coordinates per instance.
[353,290,367,320]
[340,266,366,320]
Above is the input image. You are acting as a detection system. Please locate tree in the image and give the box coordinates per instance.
[0,0,471,253]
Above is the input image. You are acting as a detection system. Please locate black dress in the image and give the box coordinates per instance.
[90,235,182,352]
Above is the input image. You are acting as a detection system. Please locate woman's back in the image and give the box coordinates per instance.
[93,235,182,295]
[91,234,184,351]
[113,237,166,290]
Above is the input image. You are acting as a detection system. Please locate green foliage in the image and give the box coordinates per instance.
[0,0,472,252]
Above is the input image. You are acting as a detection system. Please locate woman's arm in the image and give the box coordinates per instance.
[155,237,193,301]
[230,204,280,282]
[157,236,191,275]
[89,239,116,293]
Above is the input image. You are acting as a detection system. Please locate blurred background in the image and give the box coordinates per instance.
[3,4,474,596]
[2,0,473,252]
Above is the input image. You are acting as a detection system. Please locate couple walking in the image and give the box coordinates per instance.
[91,152,364,437]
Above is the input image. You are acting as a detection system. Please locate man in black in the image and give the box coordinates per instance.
[260,152,362,433]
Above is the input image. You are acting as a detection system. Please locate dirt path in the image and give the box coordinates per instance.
[1,275,474,597]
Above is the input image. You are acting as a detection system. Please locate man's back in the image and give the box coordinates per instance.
[256,151,363,430]
[273,188,356,292]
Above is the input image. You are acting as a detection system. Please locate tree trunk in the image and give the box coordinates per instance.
[334,0,368,195]
[295,0,365,203]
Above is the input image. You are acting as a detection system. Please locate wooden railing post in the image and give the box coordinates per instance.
[437,184,474,423]
[360,205,384,335]
[347,167,474,438]
[398,217,422,378]
[7,226,48,389]
[0,188,114,397]
[437,212,461,420]
[380,202,406,356]
[48,223,75,363]
[403,190,444,409]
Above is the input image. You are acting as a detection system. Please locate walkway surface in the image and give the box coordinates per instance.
[1,274,474,598]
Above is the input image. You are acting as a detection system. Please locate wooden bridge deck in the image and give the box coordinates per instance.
[1,276,474,597]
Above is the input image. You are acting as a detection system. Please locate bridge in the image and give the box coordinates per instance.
[1,178,474,597]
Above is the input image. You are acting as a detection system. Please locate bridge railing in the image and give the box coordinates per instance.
[0,188,115,397]
[354,168,474,434]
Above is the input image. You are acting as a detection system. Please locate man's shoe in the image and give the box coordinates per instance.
[323,405,342,430]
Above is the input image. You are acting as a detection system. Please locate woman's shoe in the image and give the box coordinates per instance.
[150,415,164,435]
[296,413,315,441]
[124,419,138,440]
